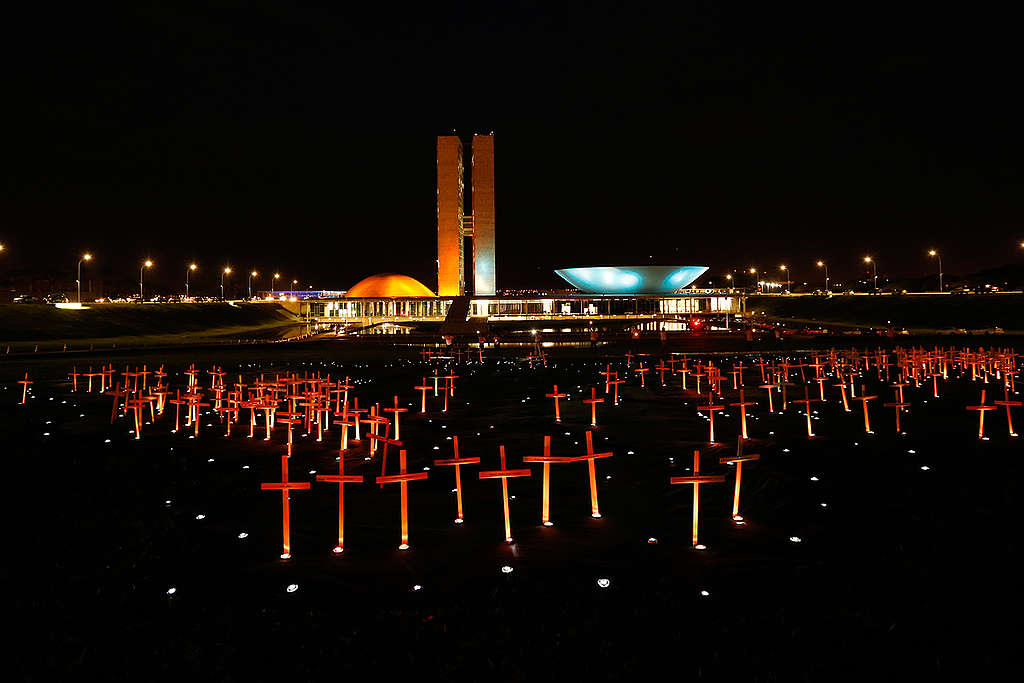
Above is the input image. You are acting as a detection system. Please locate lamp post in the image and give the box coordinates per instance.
[749,267,758,294]
[186,263,197,299]
[816,260,829,293]
[77,253,92,303]
[779,265,790,293]
[928,249,943,293]
[725,273,733,293]
[248,270,258,300]
[221,267,232,301]
[863,256,877,293]
[269,272,280,299]
[139,260,153,301]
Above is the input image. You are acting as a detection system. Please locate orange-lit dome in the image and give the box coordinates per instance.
[345,273,436,298]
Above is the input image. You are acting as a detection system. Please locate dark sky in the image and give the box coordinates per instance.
[4,3,1024,294]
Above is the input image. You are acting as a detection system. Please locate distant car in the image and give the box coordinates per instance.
[12,294,39,303]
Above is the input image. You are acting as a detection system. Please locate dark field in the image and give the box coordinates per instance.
[7,342,1020,680]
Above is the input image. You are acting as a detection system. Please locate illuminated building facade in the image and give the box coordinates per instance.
[437,134,495,296]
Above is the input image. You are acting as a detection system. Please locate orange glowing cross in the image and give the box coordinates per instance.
[994,384,1021,437]
[833,375,851,412]
[655,361,669,386]
[670,450,726,548]
[545,384,568,422]
[852,385,877,434]
[792,385,821,437]
[429,369,443,397]
[369,432,402,488]
[729,388,756,439]
[882,390,911,433]
[414,378,431,413]
[583,387,604,426]
[17,373,31,404]
[260,454,311,559]
[433,435,481,523]
[276,411,302,456]
[732,360,748,388]
[335,376,354,412]
[966,390,998,439]
[315,455,363,553]
[635,363,649,388]
[376,449,429,550]
[697,391,725,443]
[108,384,127,424]
[478,445,532,543]
[608,377,625,406]
[599,365,615,394]
[719,438,759,521]
[523,435,576,526]
[571,431,614,518]
[68,366,80,392]
[759,380,779,413]
[383,395,408,440]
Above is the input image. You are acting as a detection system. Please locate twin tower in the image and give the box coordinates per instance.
[437,134,495,296]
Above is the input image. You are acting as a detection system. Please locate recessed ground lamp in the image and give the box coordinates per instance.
[478,445,531,544]
[260,454,311,559]
[545,384,567,422]
[433,436,480,524]
[966,390,997,440]
[375,449,428,550]
[315,453,363,554]
[670,450,726,549]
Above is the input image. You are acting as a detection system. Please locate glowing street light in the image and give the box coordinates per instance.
[0,243,5,252]
[270,272,280,298]
[77,253,92,304]
[863,256,877,293]
[927,249,943,292]
[139,259,153,301]
[221,267,232,301]
[779,265,790,293]
[749,267,758,293]
[185,263,197,299]
[816,260,829,293]
[248,270,258,300]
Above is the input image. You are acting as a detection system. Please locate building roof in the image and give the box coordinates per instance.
[344,273,436,298]
[555,266,708,295]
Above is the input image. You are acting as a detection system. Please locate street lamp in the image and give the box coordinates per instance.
[724,273,733,292]
[140,260,153,301]
[749,267,758,293]
[779,265,790,293]
[221,267,232,300]
[863,256,877,293]
[186,263,197,299]
[270,272,280,298]
[248,270,258,300]
[77,253,92,303]
[928,249,943,292]
[816,260,829,293]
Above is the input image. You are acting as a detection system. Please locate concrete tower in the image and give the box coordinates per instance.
[436,136,465,297]
[436,134,495,296]
[471,134,496,296]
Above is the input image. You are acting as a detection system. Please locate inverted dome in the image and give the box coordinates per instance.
[555,266,708,294]
[345,273,436,298]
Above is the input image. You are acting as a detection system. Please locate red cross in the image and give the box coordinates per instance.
[729,388,757,439]
[376,449,429,550]
[479,445,532,543]
[583,387,604,427]
[670,450,726,548]
[433,435,481,523]
[316,454,363,553]
[545,384,568,423]
[792,385,821,438]
[523,435,576,526]
[571,431,613,518]
[966,389,998,439]
[697,391,725,443]
[994,384,1021,437]
[719,437,760,521]
[261,455,311,559]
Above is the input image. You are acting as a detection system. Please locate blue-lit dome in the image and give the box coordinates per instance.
[555,266,708,294]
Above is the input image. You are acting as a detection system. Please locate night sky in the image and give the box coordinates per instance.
[5,4,1024,294]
